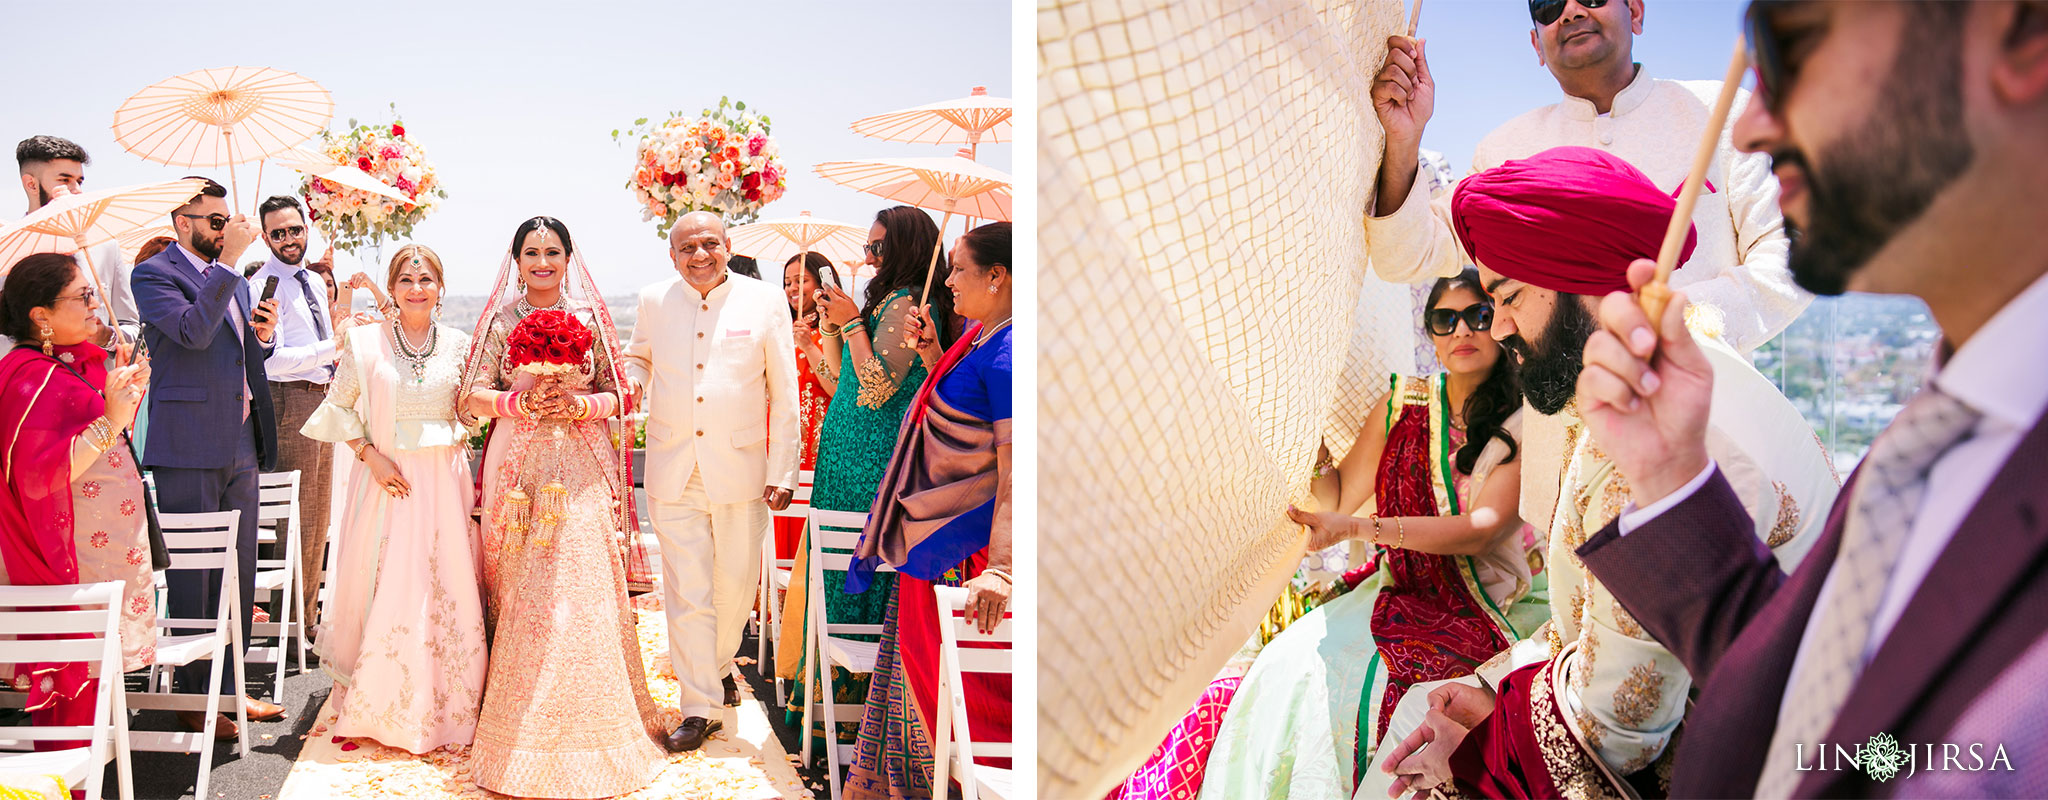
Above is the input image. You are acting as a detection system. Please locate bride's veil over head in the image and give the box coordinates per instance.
[457,215,639,538]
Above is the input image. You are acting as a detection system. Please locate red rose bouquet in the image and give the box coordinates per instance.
[506,309,595,377]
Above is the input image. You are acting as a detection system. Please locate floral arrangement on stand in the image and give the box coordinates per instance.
[301,106,446,252]
[613,96,788,238]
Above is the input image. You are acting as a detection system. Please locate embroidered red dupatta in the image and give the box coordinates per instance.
[0,343,111,728]
[1363,375,1515,771]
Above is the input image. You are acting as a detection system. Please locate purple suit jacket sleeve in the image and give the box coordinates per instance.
[1576,468,1786,684]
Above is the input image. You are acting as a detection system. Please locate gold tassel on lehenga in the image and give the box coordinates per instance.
[532,481,569,548]
[502,488,532,552]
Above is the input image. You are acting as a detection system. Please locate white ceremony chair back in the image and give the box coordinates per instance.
[127,510,249,800]
[757,468,814,689]
[802,507,889,800]
[0,581,134,800]
[930,584,1014,800]
[250,470,304,703]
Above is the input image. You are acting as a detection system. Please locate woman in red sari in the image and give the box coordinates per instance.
[0,252,155,740]
[1118,269,1544,800]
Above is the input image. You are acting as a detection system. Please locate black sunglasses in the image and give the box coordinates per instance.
[1745,1,1791,114]
[1529,0,1607,27]
[178,213,228,232]
[1425,304,1493,337]
[863,241,884,258]
[266,224,306,241]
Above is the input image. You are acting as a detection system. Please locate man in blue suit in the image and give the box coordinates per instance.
[131,177,287,735]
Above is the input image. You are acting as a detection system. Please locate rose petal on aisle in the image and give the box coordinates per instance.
[276,593,806,799]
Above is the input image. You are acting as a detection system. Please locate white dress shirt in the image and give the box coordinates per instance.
[1622,272,2048,704]
[1365,65,1810,354]
[250,257,337,383]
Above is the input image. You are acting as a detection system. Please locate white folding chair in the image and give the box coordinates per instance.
[125,511,249,800]
[0,582,134,800]
[800,508,888,800]
[757,468,815,700]
[249,470,303,703]
[930,585,1014,800]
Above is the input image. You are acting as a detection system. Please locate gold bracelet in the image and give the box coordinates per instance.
[351,440,371,461]
[81,418,116,454]
[1395,517,1406,550]
[1368,514,1382,546]
[982,567,1013,584]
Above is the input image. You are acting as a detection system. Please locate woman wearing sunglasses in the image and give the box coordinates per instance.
[1177,268,1543,800]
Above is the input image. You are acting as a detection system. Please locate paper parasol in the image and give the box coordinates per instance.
[850,86,1012,158]
[275,145,418,208]
[815,150,1011,302]
[112,66,333,211]
[0,179,211,335]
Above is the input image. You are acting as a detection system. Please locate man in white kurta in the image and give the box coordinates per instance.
[623,211,799,752]
[1365,0,1810,538]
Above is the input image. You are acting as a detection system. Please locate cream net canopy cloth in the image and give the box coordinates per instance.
[1039,0,1414,795]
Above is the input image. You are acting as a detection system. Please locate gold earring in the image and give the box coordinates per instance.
[39,325,53,356]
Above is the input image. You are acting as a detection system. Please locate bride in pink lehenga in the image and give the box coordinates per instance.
[457,216,665,798]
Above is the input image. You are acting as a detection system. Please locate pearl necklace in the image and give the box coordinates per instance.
[392,318,437,385]
[972,316,1013,348]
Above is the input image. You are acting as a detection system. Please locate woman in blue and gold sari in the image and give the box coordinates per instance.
[840,222,1013,799]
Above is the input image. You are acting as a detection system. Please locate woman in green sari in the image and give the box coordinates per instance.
[776,205,960,749]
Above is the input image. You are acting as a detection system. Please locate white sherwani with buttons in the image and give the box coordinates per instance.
[624,269,799,717]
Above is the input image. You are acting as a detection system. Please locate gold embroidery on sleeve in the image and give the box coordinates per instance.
[1766,480,1801,548]
[1611,597,1646,640]
[1532,665,1625,800]
[854,356,897,409]
[1611,662,1667,729]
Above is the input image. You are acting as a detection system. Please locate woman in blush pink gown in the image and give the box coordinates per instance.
[303,244,487,754]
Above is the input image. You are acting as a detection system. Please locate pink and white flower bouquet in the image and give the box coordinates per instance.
[614,96,788,237]
[301,107,446,251]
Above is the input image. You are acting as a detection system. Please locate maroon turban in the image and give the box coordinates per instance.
[1450,146,1696,296]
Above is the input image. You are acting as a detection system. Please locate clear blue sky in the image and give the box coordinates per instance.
[1412,0,1751,173]
[2,1,1011,295]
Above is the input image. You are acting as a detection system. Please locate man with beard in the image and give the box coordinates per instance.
[15,136,138,331]
[1361,147,1838,799]
[251,195,358,634]
[132,177,287,736]
[1365,0,1813,543]
[1574,2,2048,795]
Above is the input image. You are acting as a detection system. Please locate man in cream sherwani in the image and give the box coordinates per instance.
[1366,0,1811,540]
[624,210,799,753]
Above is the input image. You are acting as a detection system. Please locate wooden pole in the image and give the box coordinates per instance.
[73,234,125,347]
[1407,0,1424,37]
[919,205,957,305]
[1642,38,1747,324]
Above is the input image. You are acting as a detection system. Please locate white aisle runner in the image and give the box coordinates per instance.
[276,593,809,800]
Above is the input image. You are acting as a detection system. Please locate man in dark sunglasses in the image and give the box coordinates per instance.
[1364,0,1808,359]
[1576,2,2048,797]
[129,174,289,736]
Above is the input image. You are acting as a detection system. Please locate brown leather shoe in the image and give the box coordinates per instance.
[243,695,285,722]
[176,710,240,740]
[663,716,723,753]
